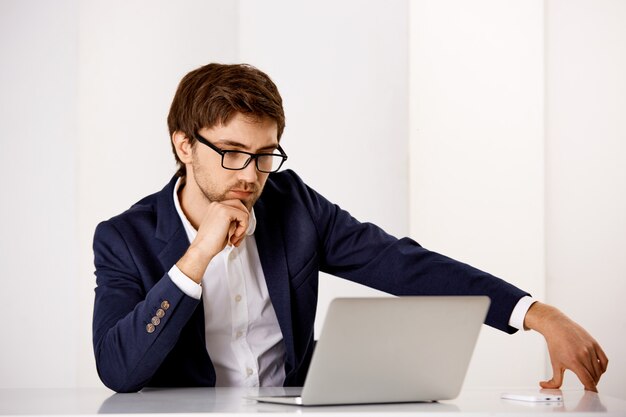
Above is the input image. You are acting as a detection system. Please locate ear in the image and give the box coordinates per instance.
[172,131,194,164]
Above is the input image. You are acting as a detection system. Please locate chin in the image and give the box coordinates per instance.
[244,199,257,211]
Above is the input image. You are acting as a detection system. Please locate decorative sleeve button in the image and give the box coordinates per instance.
[146,323,156,333]
[161,300,170,310]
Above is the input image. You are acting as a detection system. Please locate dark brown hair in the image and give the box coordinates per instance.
[167,63,286,177]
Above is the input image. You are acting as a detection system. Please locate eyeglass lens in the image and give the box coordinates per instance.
[222,151,284,173]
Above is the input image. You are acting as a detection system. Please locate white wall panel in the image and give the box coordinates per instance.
[409,0,546,387]
[546,0,626,398]
[0,0,78,388]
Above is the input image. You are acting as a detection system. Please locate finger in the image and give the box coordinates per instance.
[581,345,601,383]
[589,350,603,384]
[596,343,609,373]
[217,201,249,245]
[540,365,564,389]
[230,218,251,246]
[227,222,237,247]
[229,216,249,244]
[220,198,250,213]
[223,201,249,229]
[571,364,598,392]
[230,226,246,247]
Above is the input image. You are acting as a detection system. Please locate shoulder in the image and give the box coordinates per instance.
[94,177,177,241]
[257,169,347,240]
[263,169,308,195]
[97,191,158,235]
[261,169,327,210]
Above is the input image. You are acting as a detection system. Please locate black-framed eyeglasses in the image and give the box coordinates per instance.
[194,133,288,173]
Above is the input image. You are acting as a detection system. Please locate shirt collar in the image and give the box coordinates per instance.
[173,177,257,237]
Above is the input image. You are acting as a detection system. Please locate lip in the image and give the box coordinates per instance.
[229,189,254,198]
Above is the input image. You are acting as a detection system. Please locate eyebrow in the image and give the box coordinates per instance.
[215,139,278,153]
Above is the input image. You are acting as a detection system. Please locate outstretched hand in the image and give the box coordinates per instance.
[524,302,608,392]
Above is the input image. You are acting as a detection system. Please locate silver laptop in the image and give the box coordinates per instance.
[251,296,490,406]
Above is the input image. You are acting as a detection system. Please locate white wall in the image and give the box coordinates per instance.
[409,0,546,388]
[0,0,79,388]
[0,0,623,399]
[545,0,626,398]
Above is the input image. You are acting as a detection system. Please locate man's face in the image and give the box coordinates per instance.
[188,112,279,211]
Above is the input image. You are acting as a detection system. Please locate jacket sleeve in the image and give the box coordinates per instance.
[283,170,530,334]
[92,220,201,393]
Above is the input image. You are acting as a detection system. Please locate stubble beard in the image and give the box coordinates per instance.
[191,162,262,211]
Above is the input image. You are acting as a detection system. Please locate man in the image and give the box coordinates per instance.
[92,63,608,393]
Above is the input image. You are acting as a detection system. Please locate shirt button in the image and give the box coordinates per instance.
[146,323,155,333]
[161,300,170,310]
[234,294,242,302]
[151,316,161,326]
[235,331,243,339]
[246,368,253,377]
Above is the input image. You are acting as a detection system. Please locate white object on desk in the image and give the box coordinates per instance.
[502,392,563,402]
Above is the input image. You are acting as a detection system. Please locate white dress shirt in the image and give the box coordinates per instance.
[509,295,535,330]
[168,178,286,387]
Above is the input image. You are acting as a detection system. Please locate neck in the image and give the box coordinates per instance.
[177,175,207,230]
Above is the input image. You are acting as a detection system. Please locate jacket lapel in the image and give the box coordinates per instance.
[155,176,191,271]
[254,198,296,369]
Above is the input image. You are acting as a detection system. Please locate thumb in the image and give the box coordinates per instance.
[540,365,564,389]
[227,221,237,246]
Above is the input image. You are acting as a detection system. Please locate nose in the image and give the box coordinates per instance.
[237,159,259,183]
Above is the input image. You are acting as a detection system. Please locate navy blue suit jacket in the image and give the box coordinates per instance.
[92,170,529,392]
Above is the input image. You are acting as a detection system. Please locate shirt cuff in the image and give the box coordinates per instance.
[508,296,536,330]
[168,264,202,300]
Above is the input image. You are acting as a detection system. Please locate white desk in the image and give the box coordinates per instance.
[1,387,625,416]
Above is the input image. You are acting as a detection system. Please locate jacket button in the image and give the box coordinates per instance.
[161,300,170,310]
[146,323,155,333]
[151,316,161,326]
[156,308,165,318]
